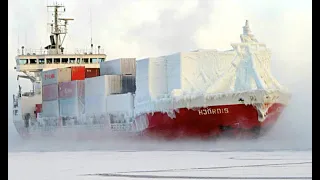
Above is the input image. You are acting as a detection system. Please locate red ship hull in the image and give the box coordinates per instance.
[135,103,286,139]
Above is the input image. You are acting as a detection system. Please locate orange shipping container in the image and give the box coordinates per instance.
[70,66,85,81]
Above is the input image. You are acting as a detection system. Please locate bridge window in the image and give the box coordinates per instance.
[30,59,37,64]
[19,59,28,65]
[83,58,89,63]
[93,58,104,63]
[62,58,68,64]
[70,58,76,63]
[46,58,52,64]
[54,58,60,64]
[91,58,101,63]
[39,59,45,64]
[77,58,81,64]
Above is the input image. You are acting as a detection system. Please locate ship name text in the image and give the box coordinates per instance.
[198,108,229,115]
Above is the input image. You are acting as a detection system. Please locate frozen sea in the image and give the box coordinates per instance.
[8,121,312,180]
[9,150,311,180]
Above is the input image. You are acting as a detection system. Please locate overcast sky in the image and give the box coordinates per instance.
[8,0,312,148]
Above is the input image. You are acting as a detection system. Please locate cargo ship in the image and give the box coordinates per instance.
[12,4,291,140]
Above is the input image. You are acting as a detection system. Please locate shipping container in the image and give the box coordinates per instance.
[165,51,236,92]
[59,98,85,117]
[58,80,85,118]
[106,93,134,124]
[70,66,85,81]
[42,100,59,117]
[41,68,71,86]
[42,83,58,101]
[149,56,168,99]
[85,95,107,116]
[106,93,134,114]
[135,58,151,104]
[85,75,122,97]
[121,75,136,94]
[85,68,100,78]
[58,81,77,99]
[100,58,136,76]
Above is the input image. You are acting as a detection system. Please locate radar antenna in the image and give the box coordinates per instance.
[46,2,74,54]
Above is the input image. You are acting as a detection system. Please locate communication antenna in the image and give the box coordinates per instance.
[90,6,93,54]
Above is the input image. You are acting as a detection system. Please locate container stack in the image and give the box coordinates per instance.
[41,68,71,118]
[100,58,136,94]
[84,75,122,120]
[98,58,137,127]
[135,57,171,115]
[58,80,85,120]
[58,66,86,124]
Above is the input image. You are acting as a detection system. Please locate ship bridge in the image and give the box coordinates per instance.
[14,3,107,84]
[14,2,108,100]
[15,47,106,72]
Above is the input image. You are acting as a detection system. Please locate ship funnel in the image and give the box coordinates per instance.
[21,46,24,55]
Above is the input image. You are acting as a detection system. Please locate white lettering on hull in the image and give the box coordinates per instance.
[198,108,229,115]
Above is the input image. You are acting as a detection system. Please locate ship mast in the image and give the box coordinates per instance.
[46,3,73,54]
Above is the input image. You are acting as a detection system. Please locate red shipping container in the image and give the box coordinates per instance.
[58,81,77,99]
[70,66,85,81]
[85,68,100,78]
[42,83,58,101]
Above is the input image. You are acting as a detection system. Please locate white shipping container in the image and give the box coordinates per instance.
[42,68,71,86]
[42,100,59,117]
[85,75,122,97]
[100,58,136,76]
[85,95,107,116]
[106,93,134,115]
[149,56,168,99]
[135,59,151,103]
[165,51,236,93]
[59,98,85,117]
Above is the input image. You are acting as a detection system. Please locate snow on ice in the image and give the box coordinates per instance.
[8,150,312,180]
